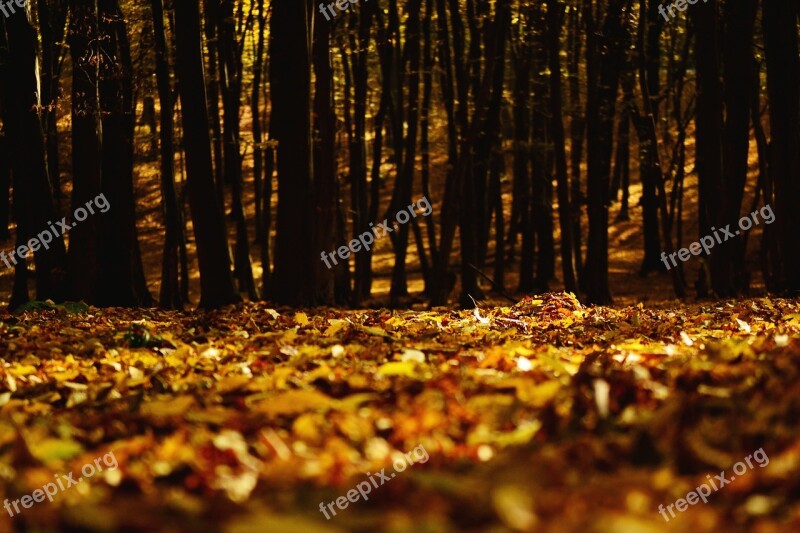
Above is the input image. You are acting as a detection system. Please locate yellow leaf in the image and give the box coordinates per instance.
[141,395,195,417]
[255,389,334,417]
[517,380,561,407]
[8,365,37,377]
[29,438,84,462]
[324,319,347,337]
[376,361,418,378]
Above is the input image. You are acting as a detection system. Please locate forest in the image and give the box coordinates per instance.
[0,0,799,531]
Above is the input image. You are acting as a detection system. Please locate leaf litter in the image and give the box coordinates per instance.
[0,293,799,531]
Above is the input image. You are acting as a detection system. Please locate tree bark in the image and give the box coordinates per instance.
[2,4,67,305]
[763,0,800,293]
[173,0,240,308]
[67,0,103,303]
[151,0,182,309]
[269,0,315,305]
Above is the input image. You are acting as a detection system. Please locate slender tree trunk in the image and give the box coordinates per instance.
[97,0,152,307]
[432,0,510,306]
[269,0,315,305]
[203,0,225,208]
[351,3,374,304]
[37,0,68,200]
[252,0,266,246]
[583,0,630,304]
[567,4,584,283]
[173,0,240,308]
[2,4,68,305]
[763,0,800,293]
[0,132,9,241]
[313,2,336,305]
[532,5,553,290]
[693,0,724,297]
[633,0,685,297]
[512,9,533,291]
[722,0,757,292]
[546,0,577,293]
[419,0,437,296]
[151,0,182,309]
[389,0,422,305]
[611,104,631,221]
[219,0,257,299]
[67,0,103,303]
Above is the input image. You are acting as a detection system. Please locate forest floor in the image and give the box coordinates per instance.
[0,292,798,532]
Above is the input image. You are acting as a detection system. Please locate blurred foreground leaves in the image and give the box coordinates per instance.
[0,294,799,531]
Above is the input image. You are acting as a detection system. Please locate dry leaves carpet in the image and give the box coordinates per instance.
[0,293,799,532]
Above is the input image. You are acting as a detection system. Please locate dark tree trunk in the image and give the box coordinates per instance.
[269,0,315,305]
[546,0,577,293]
[203,0,225,208]
[219,0,257,300]
[389,0,422,306]
[252,0,266,246]
[173,0,240,308]
[151,0,182,309]
[583,0,630,304]
[632,0,685,297]
[567,4,584,281]
[312,0,336,305]
[432,0,510,307]
[97,0,152,307]
[37,0,68,200]
[0,126,11,242]
[622,61,662,276]
[420,0,438,296]
[611,102,631,221]
[531,5,554,291]
[350,3,374,304]
[512,7,533,292]
[1,4,68,306]
[475,0,507,278]
[693,0,724,297]
[67,0,103,303]
[722,0,757,292]
[763,0,800,293]
[430,0,458,303]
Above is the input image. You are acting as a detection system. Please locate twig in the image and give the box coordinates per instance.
[468,263,517,304]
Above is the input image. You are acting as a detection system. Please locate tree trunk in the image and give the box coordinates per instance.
[693,0,725,297]
[269,0,315,306]
[2,4,68,305]
[151,0,182,309]
[67,0,103,303]
[583,0,630,304]
[37,0,68,200]
[313,1,336,305]
[173,0,240,308]
[97,0,152,307]
[203,0,225,208]
[763,0,800,293]
[722,0,757,292]
[218,0,257,300]
[546,0,578,293]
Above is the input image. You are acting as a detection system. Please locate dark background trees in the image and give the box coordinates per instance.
[0,0,797,309]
